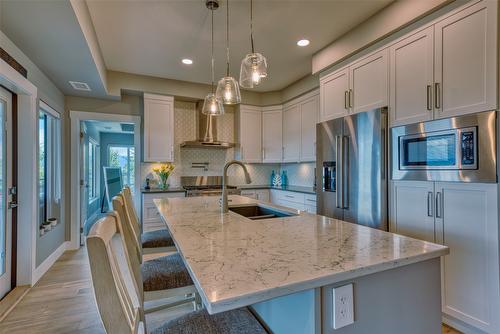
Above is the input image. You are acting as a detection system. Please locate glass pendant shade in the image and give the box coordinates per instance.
[239,52,268,89]
[216,76,241,105]
[202,93,224,115]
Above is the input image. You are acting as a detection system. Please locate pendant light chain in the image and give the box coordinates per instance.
[211,9,215,93]
[250,0,255,53]
[226,0,230,76]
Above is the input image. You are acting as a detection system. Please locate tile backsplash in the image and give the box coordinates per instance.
[141,101,279,187]
[141,101,315,188]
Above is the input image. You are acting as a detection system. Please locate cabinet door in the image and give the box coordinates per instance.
[320,68,349,121]
[349,49,388,114]
[389,181,435,242]
[144,95,174,162]
[240,107,262,163]
[255,189,270,202]
[262,107,283,163]
[283,104,301,162]
[300,95,319,162]
[435,182,499,332]
[389,27,434,126]
[434,1,497,118]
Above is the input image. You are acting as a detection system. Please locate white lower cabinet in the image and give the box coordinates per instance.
[270,189,316,212]
[390,181,500,333]
[142,192,185,232]
[240,189,270,202]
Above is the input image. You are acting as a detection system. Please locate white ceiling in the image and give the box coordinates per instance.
[85,0,393,92]
[0,0,108,97]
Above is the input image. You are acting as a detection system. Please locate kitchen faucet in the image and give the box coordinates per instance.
[222,160,252,213]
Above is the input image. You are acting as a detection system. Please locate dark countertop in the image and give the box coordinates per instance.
[234,184,316,195]
[141,187,186,194]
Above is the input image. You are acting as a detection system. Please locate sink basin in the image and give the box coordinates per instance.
[229,204,298,220]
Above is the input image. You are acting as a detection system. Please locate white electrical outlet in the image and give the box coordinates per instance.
[332,283,354,329]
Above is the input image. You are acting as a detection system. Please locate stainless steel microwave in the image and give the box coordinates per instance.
[391,110,497,183]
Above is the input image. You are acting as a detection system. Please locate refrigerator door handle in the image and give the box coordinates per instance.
[342,135,349,209]
[336,135,343,209]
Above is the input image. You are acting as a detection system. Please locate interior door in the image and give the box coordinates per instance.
[0,87,13,299]
[342,108,387,230]
[79,124,88,245]
[316,118,343,220]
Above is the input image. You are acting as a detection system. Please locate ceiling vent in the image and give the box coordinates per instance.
[69,81,91,91]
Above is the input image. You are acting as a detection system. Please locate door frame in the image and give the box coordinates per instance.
[0,59,38,286]
[69,111,141,250]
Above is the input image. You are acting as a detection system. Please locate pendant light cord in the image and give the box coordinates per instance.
[226,0,230,76]
[250,0,255,53]
[211,9,215,93]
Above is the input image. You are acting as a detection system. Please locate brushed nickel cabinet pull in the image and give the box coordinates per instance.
[344,91,349,109]
[349,89,353,109]
[427,191,434,217]
[426,85,432,111]
[434,82,441,110]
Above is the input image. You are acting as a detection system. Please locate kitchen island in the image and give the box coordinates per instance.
[154,195,449,334]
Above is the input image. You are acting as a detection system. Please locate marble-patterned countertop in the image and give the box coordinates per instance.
[234,184,316,194]
[154,195,448,314]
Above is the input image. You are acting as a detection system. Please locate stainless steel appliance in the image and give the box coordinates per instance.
[181,176,241,197]
[391,110,496,183]
[316,107,388,230]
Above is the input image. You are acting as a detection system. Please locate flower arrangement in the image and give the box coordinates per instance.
[153,163,175,189]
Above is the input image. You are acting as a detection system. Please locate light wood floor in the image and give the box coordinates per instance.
[0,247,462,333]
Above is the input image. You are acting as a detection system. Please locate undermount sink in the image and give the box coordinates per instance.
[229,204,298,220]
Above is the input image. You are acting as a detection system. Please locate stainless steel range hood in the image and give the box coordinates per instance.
[180,101,235,149]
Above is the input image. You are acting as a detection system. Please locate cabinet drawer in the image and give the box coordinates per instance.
[273,190,305,204]
[240,190,257,199]
[274,199,305,211]
[305,204,317,214]
[304,194,317,204]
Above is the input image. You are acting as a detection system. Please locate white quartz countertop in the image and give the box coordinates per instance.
[154,195,449,314]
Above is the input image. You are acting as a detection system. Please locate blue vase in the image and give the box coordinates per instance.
[270,170,275,186]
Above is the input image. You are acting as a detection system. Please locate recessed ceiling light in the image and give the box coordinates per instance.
[182,58,193,65]
[297,39,310,47]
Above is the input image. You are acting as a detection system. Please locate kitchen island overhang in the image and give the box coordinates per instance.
[154,195,449,333]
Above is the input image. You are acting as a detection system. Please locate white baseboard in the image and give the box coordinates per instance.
[32,241,69,285]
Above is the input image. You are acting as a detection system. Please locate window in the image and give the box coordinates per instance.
[108,145,135,189]
[38,102,61,227]
[88,139,98,200]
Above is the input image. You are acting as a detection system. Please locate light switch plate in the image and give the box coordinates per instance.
[332,283,354,329]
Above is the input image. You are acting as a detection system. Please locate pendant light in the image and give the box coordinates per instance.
[202,0,224,116]
[239,0,267,89]
[215,0,241,105]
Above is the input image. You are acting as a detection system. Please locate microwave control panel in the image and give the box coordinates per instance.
[460,128,477,168]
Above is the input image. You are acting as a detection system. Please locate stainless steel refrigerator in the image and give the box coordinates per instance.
[316,107,388,230]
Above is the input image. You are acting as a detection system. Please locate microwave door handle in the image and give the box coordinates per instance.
[336,135,343,209]
[343,136,349,209]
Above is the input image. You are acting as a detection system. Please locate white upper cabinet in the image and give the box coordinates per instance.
[262,106,283,163]
[300,94,319,161]
[143,93,174,162]
[283,104,301,162]
[320,68,349,121]
[349,49,388,114]
[238,105,262,163]
[389,27,434,126]
[434,0,497,119]
[434,182,499,333]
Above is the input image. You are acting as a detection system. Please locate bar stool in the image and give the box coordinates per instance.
[87,214,267,334]
[122,186,176,255]
[113,195,197,310]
